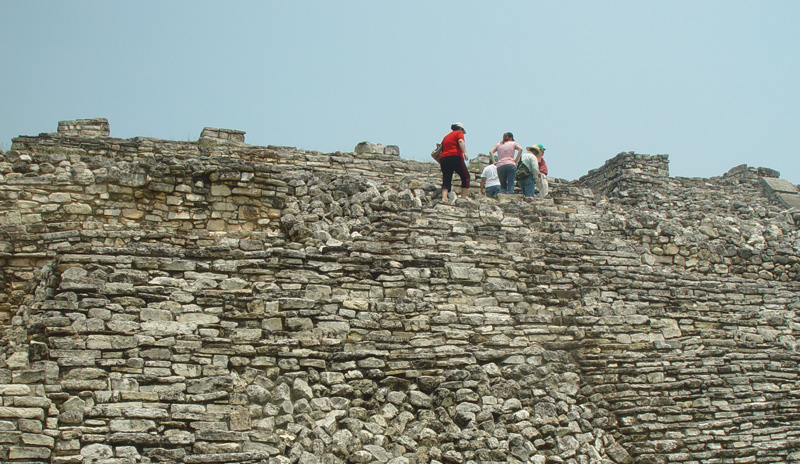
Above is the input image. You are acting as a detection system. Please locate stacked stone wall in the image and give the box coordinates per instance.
[1,120,799,464]
[579,153,799,283]
[57,118,110,138]
[577,152,669,198]
[9,133,435,187]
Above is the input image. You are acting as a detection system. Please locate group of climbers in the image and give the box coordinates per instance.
[438,123,549,202]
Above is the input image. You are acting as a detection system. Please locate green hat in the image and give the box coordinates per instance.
[537,144,546,152]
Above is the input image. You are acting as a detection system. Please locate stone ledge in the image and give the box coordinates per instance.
[199,127,246,144]
[761,177,798,194]
[760,177,800,211]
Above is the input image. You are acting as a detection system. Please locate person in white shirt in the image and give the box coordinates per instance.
[480,162,501,198]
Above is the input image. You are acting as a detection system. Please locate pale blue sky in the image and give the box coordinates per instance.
[2,1,799,184]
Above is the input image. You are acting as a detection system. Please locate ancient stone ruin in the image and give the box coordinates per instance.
[1,118,799,464]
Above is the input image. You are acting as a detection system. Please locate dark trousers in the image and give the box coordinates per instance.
[440,155,470,191]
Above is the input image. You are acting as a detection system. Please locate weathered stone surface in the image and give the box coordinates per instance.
[777,192,800,209]
[761,176,797,193]
[58,117,110,137]
[0,123,798,464]
[80,443,113,461]
[199,127,246,144]
[8,445,52,459]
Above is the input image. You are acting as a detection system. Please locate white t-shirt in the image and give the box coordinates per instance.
[481,164,501,187]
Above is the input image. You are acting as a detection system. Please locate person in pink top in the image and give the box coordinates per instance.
[488,132,523,194]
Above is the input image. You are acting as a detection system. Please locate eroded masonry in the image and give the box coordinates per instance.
[1,118,799,464]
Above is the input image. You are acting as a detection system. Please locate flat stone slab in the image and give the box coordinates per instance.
[776,192,800,209]
[761,177,798,194]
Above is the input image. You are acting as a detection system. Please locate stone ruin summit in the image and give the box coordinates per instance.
[1,117,799,464]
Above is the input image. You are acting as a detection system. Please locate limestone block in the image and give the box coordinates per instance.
[281,318,310,332]
[760,177,795,193]
[364,445,394,463]
[140,321,197,336]
[122,208,144,219]
[107,432,161,446]
[229,408,251,431]
[86,335,138,350]
[199,127,246,144]
[354,142,384,155]
[150,182,174,193]
[207,219,227,231]
[141,308,173,322]
[320,372,345,386]
[0,210,22,225]
[163,430,195,445]
[122,408,169,420]
[21,432,55,447]
[288,379,312,403]
[231,328,262,342]
[210,184,232,196]
[220,277,249,290]
[9,445,52,459]
[115,446,143,459]
[446,264,484,282]
[177,313,219,326]
[0,406,44,420]
[186,376,233,395]
[409,391,432,408]
[0,384,31,395]
[756,166,780,177]
[109,419,157,433]
[776,192,800,209]
[48,192,72,203]
[113,170,148,188]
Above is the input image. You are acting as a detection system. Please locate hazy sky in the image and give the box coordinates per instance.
[2,1,798,184]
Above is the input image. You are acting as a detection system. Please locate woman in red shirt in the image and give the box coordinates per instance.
[439,122,470,202]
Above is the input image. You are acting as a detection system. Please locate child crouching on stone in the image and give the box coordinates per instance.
[480,160,501,198]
